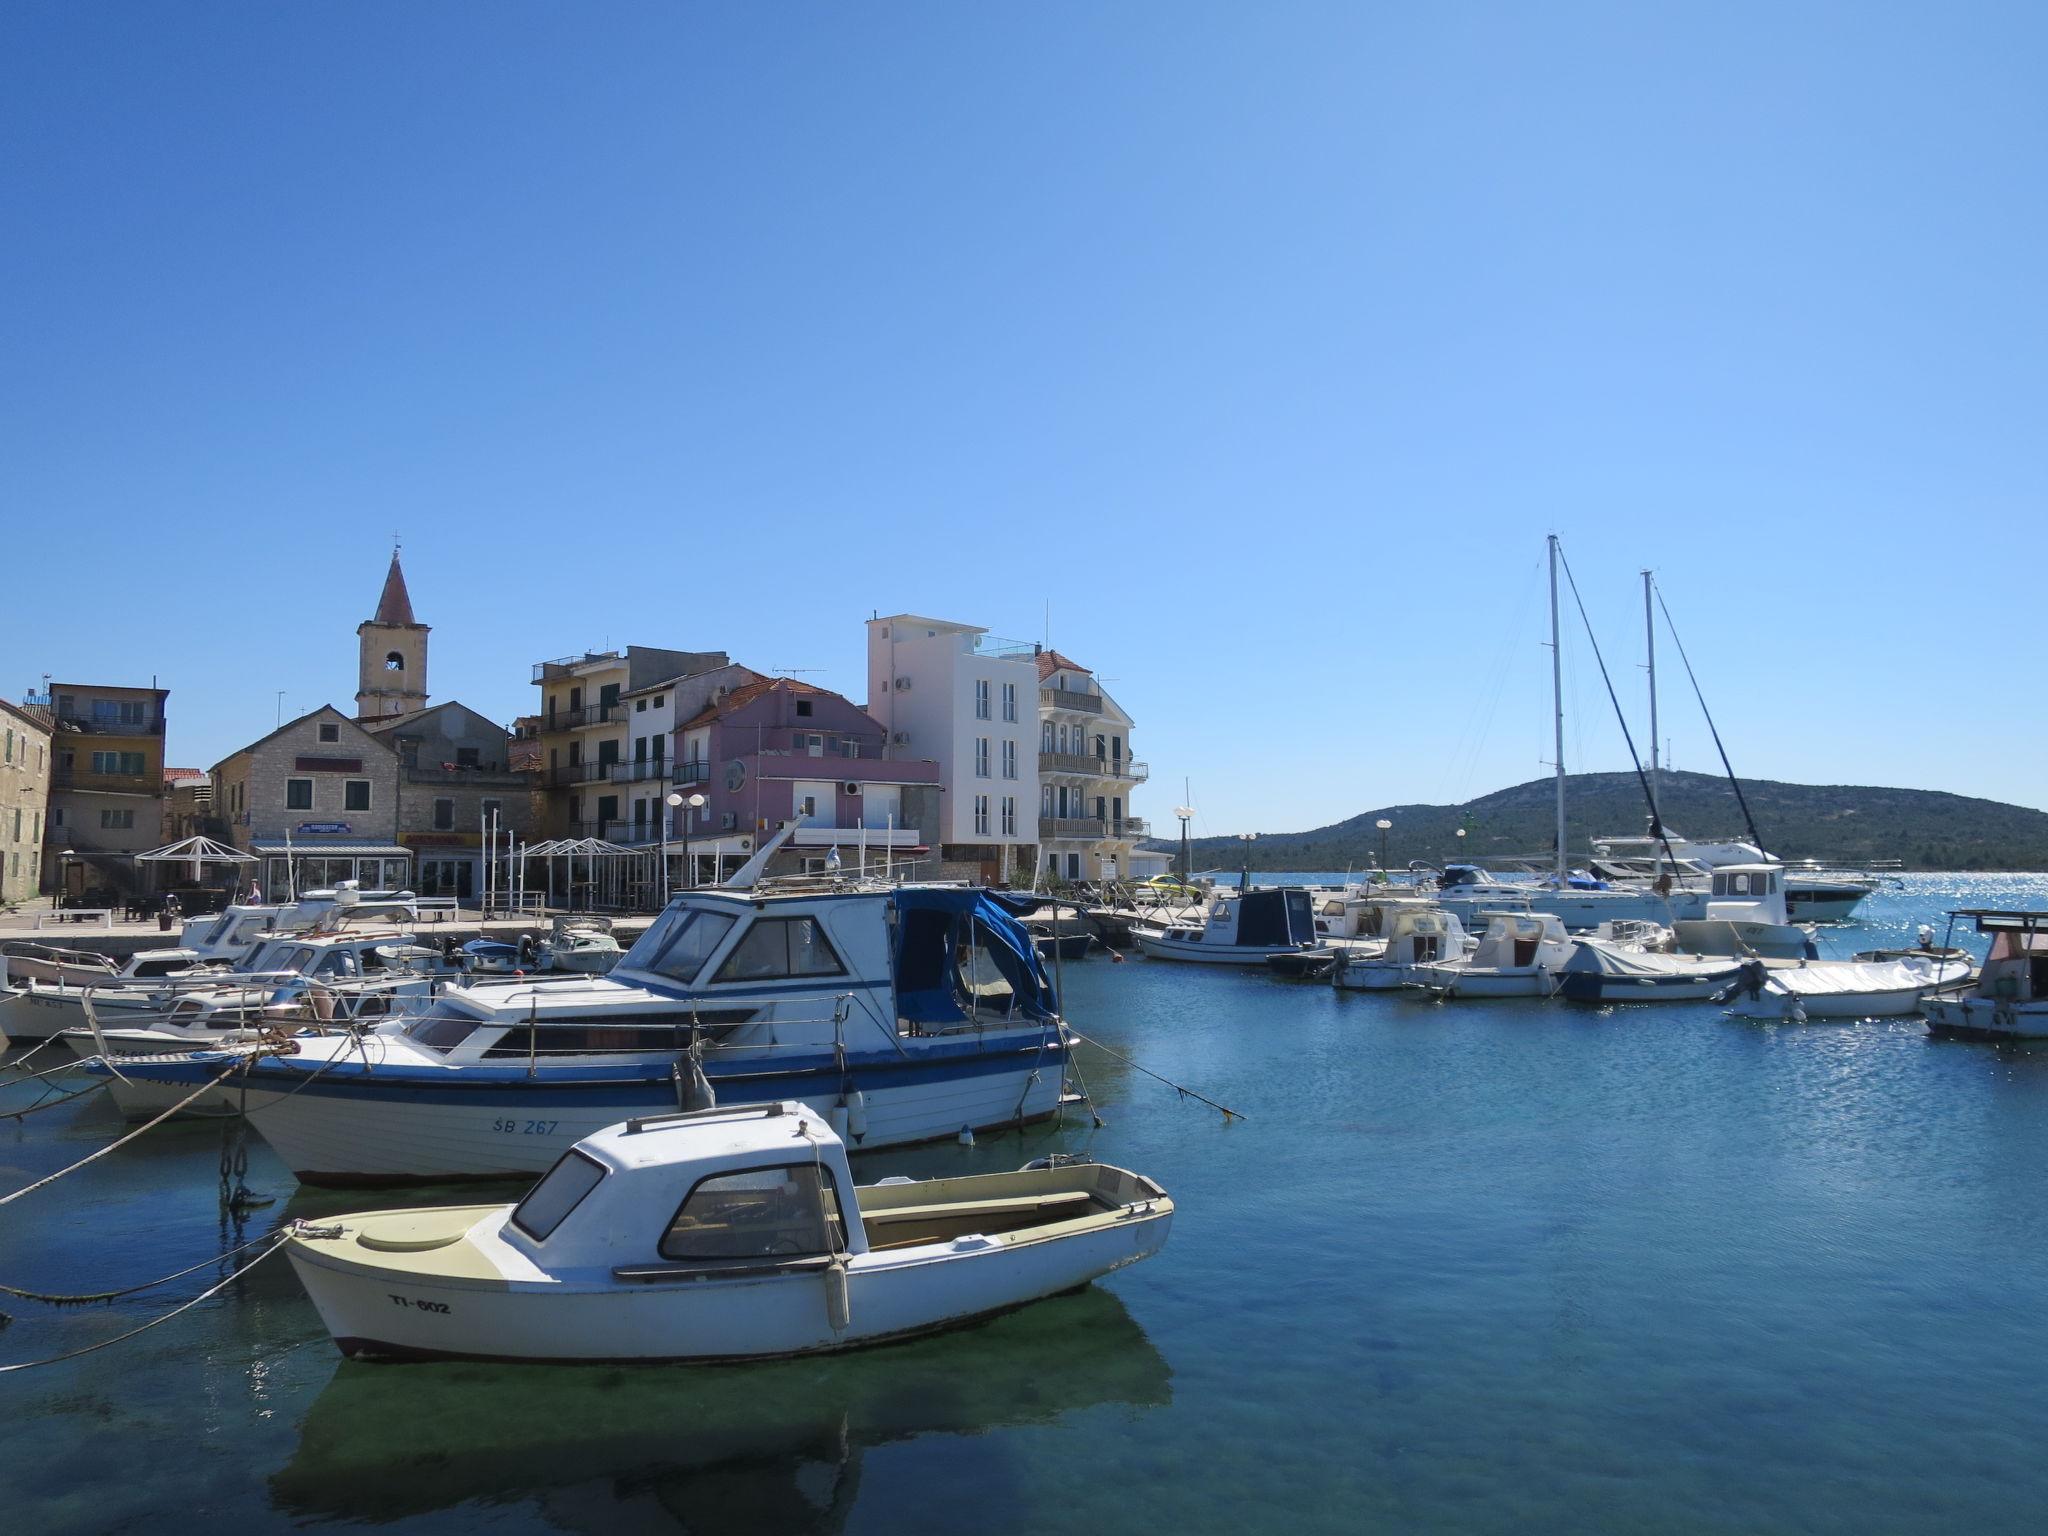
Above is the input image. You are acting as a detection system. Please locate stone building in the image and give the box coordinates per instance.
[355,550,429,721]
[211,705,408,897]
[364,701,534,901]
[0,698,53,906]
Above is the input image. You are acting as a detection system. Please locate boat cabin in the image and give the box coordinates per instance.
[1468,911,1574,969]
[1384,907,1466,964]
[1949,910,2048,1004]
[1705,864,1790,925]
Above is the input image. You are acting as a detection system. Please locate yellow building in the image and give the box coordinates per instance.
[44,682,169,900]
[1,698,54,906]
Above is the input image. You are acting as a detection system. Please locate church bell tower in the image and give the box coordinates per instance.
[355,548,430,719]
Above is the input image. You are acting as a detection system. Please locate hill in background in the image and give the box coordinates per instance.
[1151,770,2048,873]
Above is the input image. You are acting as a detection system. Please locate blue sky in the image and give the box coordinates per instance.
[5,3,2042,839]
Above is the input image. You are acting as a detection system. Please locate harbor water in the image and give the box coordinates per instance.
[6,873,2048,1533]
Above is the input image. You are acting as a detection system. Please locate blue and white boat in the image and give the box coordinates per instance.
[91,885,1072,1186]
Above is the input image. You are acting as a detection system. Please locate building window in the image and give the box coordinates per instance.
[482,798,502,825]
[636,698,647,713]
[433,798,454,831]
[385,652,405,672]
[456,747,480,768]
[51,806,63,828]
[974,680,991,720]
[345,780,372,812]
[286,778,314,810]
[91,750,144,775]
[1001,682,1017,722]
[100,808,135,830]
[318,723,340,743]
[1001,740,1017,779]
[11,808,19,839]
[1001,796,1016,836]
[974,737,990,778]
[974,794,991,836]
[796,698,814,718]
[1041,785,1053,816]
[1042,721,1055,752]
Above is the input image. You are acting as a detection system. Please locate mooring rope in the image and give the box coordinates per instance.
[0,1230,295,1374]
[0,1228,286,1306]
[1,1078,111,1121]
[0,1059,251,1210]
[1063,1026,1243,1121]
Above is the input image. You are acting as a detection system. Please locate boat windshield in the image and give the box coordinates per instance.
[632,910,739,984]
[407,1000,484,1051]
[511,1150,608,1241]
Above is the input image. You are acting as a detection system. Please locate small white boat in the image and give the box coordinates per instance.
[1554,942,1746,1004]
[1723,956,1976,1021]
[1922,909,2048,1040]
[1671,864,1813,960]
[1132,887,1319,966]
[1411,910,1575,998]
[531,916,623,974]
[1332,908,1470,991]
[285,1101,1172,1363]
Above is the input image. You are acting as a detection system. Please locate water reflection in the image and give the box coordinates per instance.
[271,1284,1170,1532]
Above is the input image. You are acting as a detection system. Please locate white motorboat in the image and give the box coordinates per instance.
[531,916,623,974]
[1332,907,1471,991]
[93,884,1074,1183]
[1410,910,1576,998]
[284,1100,1171,1363]
[1670,865,1813,960]
[1722,955,1976,1021]
[1554,941,1747,1004]
[1922,910,2048,1040]
[1132,886,1319,965]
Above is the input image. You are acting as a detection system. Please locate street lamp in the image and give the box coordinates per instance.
[669,791,707,891]
[1375,818,1392,874]
[1173,804,1195,884]
[1236,831,1257,890]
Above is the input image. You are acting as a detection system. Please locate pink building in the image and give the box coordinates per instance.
[672,678,942,881]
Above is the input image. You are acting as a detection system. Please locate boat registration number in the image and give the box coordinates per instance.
[388,1295,451,1314]
[490,1119,559,1135]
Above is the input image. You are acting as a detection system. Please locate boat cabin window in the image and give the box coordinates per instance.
[658,1163,844,1262]
[644,911,738,984]
[714,918,844,982]
[481,1017,752,1057]
[408,1002,484,1051]
[510,1150,608,1241]
[312,949,361,978]
[1714,872,1773,897]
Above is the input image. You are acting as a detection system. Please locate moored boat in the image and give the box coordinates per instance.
[1332,907,1469,991]
[1410,910,1575,998]
[284,1100,1171,1363]
[1554,942,1747,1004]
[1722,955,1975,1022]
[1923,910,2048,1040]
[1132,886,1318,966]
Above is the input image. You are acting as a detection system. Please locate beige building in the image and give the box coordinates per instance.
[44,681,170,900]
[213,705,408,897]
[1034,649,1146,884]
[0,699,54,906]
[364,700,535,901]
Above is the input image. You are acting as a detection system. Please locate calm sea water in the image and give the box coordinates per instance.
[6,873,2048,1533]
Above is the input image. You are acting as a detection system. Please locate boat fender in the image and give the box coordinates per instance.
[825,1256,852,1332]
[846,1090,868,1142]
[958,1124,975,1147]
[829,1104,850,1141]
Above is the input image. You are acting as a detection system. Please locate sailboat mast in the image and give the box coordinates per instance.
[1643,568,1660,807]
[1548,534,1566,882]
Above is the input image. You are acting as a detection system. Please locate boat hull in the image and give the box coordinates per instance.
[287,1205,1171,1363]
[1554,968,1740,1003]
[105,1038,1071,1184]
[1925,997,2048,1040]
[1410,964,1557,998]
[1727,989,1925,1020]
[1133,933,1292,965]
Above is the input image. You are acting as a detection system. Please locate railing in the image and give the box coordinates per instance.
[533,651,625,683]
[1121,817,1149,836]
[1037,751,1146,780]
[1039,687,1102,715]
[538,702,627,731]
[53,711,165,736]
[1040,817,1108,841]
[545,762,614,787]
[52,768,156,794]
[403,765,527,785]
[609,760,678,785]
[673,759,710,785]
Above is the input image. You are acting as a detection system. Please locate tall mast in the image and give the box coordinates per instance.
[1548,534,1566,882]
[1643,568,1660,809]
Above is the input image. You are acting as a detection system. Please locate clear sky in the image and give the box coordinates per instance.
[5,3,2042,840]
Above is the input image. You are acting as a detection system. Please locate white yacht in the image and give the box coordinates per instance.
[284,1100,1172,1363]
[1591,832,1880,924]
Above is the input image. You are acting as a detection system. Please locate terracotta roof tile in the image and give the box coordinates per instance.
[1035,648,1089,682]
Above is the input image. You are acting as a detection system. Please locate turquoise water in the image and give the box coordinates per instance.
[6,873,2048,1533]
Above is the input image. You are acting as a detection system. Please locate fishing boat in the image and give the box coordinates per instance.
[1132,886,1319,965]
[283,1100,1171,1363]
[1670,865,1813,960]
[1921,910,2048,1040]
[457,938,523,975]
[1410,910,1575,997]
[91,883,1073,1183]
[1722,955,1975,1021]
[530,915,623,974]
[1331,907,1470,991]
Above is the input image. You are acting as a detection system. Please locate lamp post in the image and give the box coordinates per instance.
[1236,831,1257,891]
[1173,804,1195,884]
[1375,818,1392,874]
[669,791,707,890]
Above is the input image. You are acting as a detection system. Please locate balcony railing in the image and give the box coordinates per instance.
[1039,816,1146,842]
[545,762,616,788]
[52,768,157,795]
[53,711,165,737]
[608,759,679,785]
[1039,686,1102,716]
[1038,751,1148,781]
[673,759,710,785]
[532,650,626,683]
[538,702,627,731]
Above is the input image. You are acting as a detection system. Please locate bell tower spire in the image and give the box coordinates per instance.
[355,544,429,719]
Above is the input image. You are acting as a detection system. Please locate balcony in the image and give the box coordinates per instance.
[673,759,710,786]
[52,768,157,795]
[53,711,165,737]
[609,759,679,786]
[532,650,626,683]
[1039,686,1102,716]
[1038,752,1149,781]
[538,702,627,732]
[403,764,529,786]
[545,762,614,788]
[1039,817,1146,843]
[787,824,923,849]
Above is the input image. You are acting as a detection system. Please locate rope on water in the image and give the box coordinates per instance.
[0,1227,286,1305]
[1,1078,111,1121]
[0,1059,250,1210]
[0,1230,295,1374]
[1063,1026,1243,1122]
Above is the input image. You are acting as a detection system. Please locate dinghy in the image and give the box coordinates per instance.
[284,1100,1171,1363]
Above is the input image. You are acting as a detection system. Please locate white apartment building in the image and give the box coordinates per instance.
[865,615,1040,883]
[1035,650,1145,883]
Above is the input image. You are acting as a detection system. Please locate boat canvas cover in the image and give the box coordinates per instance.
[1237,889,1313,948]
[1561,945,1740,980]
[1764,960,1945,998]
[892,889,1060,1026]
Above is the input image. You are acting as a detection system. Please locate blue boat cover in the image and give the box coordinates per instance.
[892,889,1060,1025]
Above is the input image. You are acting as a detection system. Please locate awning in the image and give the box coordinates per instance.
[250,841,414,858]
